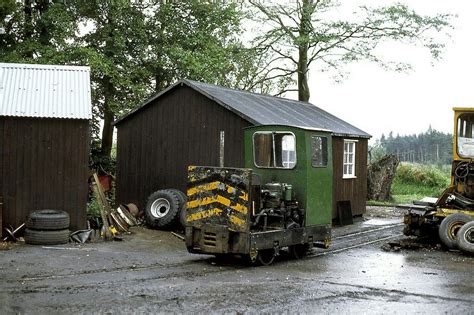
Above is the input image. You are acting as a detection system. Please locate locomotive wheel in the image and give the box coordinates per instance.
[256,249,275,266]
[289,243,310,259]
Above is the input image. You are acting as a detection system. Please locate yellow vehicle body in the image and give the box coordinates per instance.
[402,108,474,242]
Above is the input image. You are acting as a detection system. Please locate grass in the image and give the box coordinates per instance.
[369,163,451,205]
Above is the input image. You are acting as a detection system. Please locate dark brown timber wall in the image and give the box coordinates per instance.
[332,137,368,219]
[0,117,89,231]
[116,85,252,210]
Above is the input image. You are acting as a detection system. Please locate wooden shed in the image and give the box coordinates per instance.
[114,80,371,220]
[0,63,91,233]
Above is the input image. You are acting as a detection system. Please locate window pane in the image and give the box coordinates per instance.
[254,133,273,167]
[311,136,328,167]
[255,132,296,169]
[343,140,356,177]
[275,134,296,168]
[457,113,474,158]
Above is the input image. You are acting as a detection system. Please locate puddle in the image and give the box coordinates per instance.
[363,218,401,226]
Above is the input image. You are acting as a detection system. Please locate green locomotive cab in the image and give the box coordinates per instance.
[184,125,333,264]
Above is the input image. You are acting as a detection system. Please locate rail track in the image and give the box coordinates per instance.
[16,221,405,284]
[309,222,404,258]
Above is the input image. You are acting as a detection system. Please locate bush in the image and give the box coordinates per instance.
[87,195,101,219]
[391,163,451,203]
[395,163,450,188]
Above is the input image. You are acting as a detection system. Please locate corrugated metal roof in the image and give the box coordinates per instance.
[0,63,92,119]
[115,79,371,138]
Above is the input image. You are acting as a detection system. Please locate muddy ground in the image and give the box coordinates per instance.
[0,207,472,314]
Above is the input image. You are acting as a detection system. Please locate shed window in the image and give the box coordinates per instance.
[343,140,356,178]
[254,132,296,169]
[311,136,328,167]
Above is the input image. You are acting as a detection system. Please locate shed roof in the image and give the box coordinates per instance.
[115,79,370,138]
[0,63,92,119]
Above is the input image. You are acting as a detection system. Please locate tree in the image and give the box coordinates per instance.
[78,1,288,158]
[1,1,291,160]
[0,0,77,63]
[379,127,452,164]
[249,0,453,102]
[75,1,152,159]
[145,1,289,94]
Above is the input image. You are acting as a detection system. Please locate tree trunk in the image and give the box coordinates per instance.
[297,0,312,102]
[101,108,114,158]
[100,77,114,158]
[298,46,310,102]
[23,0,34,59]
[36,0,50,46]
[367,154,400,201]
[100,12,116,159]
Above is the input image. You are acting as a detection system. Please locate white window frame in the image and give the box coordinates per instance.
[343,139,358,179]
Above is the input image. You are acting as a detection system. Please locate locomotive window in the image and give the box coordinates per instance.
[253,132,296,169]
[311,136,328,167]
[457,113,474,158]
[254,133,274,167]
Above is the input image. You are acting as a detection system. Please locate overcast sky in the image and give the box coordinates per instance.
[300,0,472,142]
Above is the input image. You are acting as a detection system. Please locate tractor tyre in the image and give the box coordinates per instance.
[168,189,188,229]
[145,190,181,229]
[26,210,70,230]
[456,221,474,254]
[24,228,70,245]
[438,213,473,249]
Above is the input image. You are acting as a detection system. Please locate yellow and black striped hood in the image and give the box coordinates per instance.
[186,166,251,232]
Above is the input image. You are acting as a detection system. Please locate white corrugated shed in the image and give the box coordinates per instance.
[0,63,92,119]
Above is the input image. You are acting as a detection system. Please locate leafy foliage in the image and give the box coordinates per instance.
[249,0,454,101]
[1,1,288,163]
[0,0,78,63]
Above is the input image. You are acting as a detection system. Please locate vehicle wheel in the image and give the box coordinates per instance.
[24,228,70,245]
[456,221,474,254]
[145,190,180,229]
[289,243,310,259]
[26,210,70,230]
[438,213,473,249]
[256,249,275,266]
[169,189,188,228]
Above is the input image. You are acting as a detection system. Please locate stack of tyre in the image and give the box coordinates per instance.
[438,213,474,253]
[24,210,70,245]
[145,189,187,229]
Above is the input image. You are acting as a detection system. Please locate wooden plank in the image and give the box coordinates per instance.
[91,175,112,240]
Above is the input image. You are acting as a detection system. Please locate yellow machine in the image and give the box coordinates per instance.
[401,108,474,253]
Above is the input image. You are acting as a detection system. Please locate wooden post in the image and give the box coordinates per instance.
[219,130,225,167]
